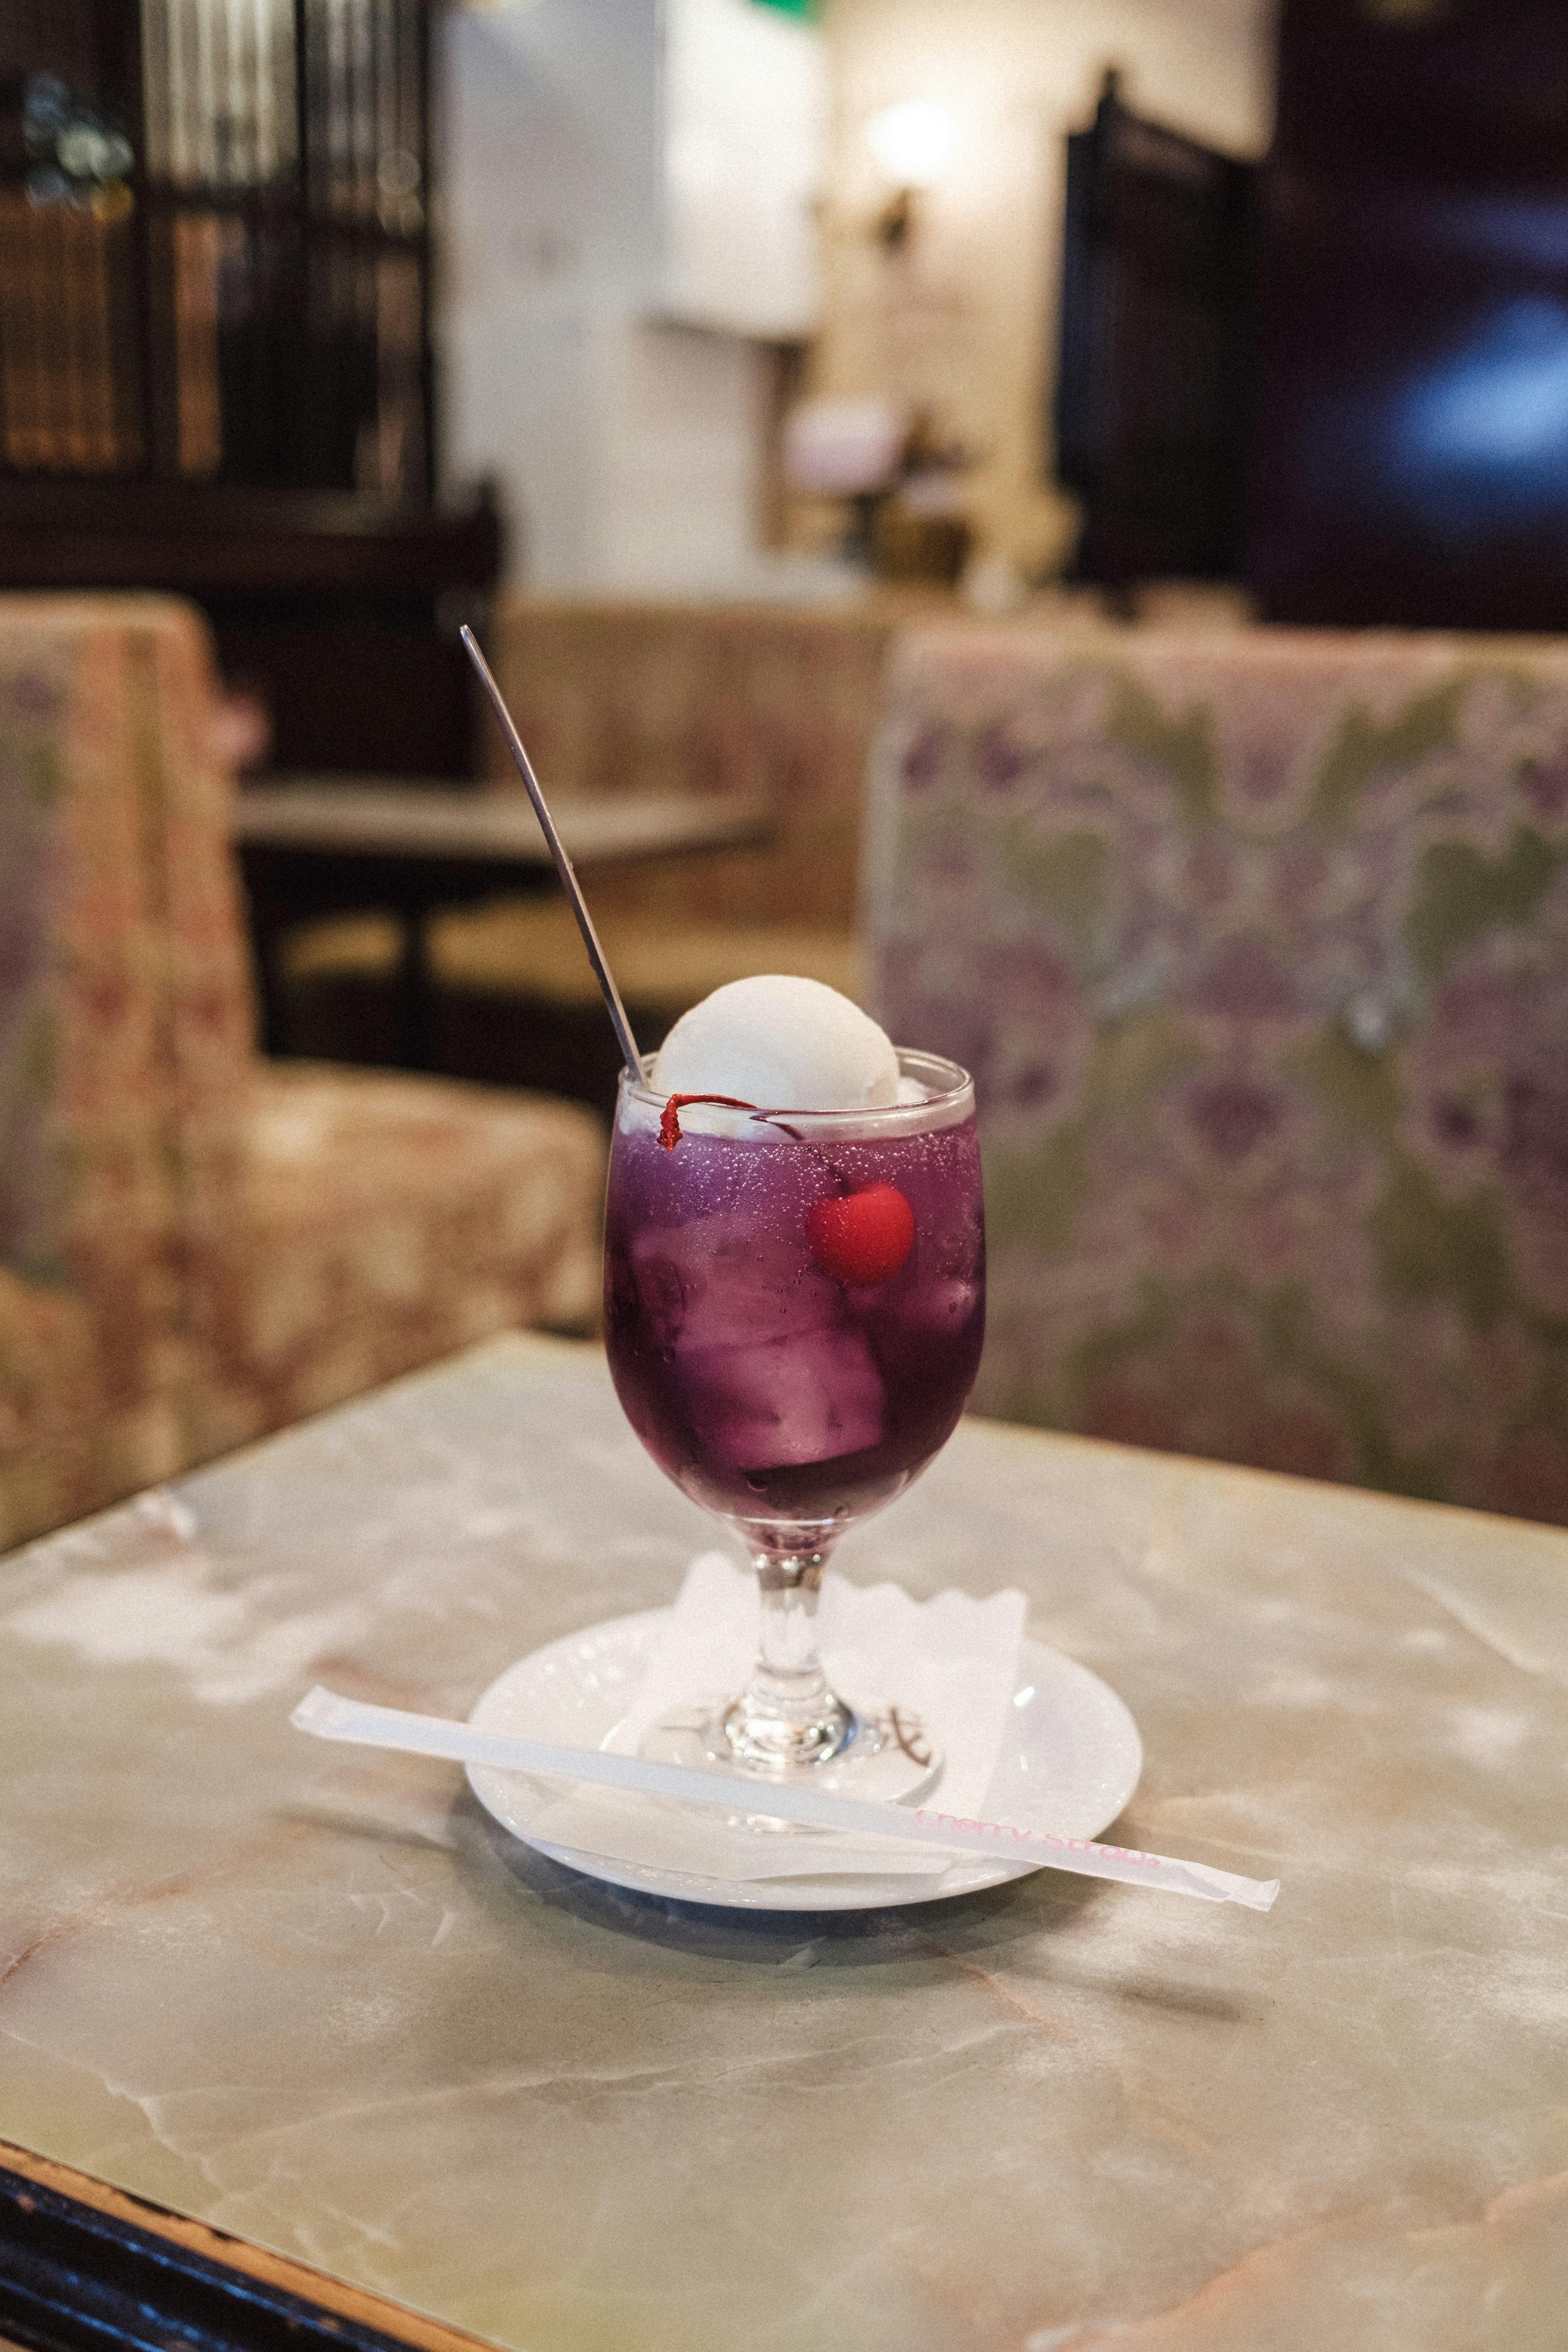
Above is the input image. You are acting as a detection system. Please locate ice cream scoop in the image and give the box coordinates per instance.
[652,976,900,1111]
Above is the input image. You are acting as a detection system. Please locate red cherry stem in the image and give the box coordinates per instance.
[657,1094,841,1177]
[659,1094,760,1149]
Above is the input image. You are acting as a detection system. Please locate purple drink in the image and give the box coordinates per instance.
[604,1052,984,1543]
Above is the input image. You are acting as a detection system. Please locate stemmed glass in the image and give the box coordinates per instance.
[603,1049,984,1800]
[451,637,983,1796]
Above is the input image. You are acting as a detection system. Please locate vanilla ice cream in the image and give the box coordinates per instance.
[651,976,900,1111]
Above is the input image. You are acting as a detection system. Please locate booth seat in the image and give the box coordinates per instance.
[866,622,1568,1525]
[426,594,905,1071]
[0,597,605,1550]
[476,592,900,922]
[438,588,1250,1031]
[276,588,1247,1078]
[273,594,910,1082]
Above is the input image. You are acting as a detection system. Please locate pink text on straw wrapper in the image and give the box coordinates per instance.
[913,1811,1161,1867]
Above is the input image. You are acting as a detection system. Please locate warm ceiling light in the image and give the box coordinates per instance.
[864,101,954,192]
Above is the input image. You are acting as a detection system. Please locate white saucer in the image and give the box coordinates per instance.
[467,1609,1143,1913]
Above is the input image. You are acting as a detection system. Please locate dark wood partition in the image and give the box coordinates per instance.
[0,0,432,498]
[1054,73,1258,591]
[0,2,498,779]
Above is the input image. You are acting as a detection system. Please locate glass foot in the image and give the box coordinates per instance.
[640,1696,943,1804]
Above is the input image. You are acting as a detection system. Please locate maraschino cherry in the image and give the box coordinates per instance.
[806,1184,915,1285]
[659,1091,916,1282]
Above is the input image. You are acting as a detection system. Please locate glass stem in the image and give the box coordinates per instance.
[754,1547,831,1709]
[724,1547,853,1770]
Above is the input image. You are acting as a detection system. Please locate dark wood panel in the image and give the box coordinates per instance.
[0,2141,496,2352]
[0,2,437,495]
[1055,74,1258,589]
[213,614,481,777]
[0,479,503,778]
[0,481,501,595]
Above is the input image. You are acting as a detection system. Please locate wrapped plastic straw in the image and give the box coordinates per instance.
[292,1686,1278,1912]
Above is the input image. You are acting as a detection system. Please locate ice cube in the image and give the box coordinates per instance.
[886,1277,980,1337]
[631,1214,843,1353]
[677,1327,886,1470]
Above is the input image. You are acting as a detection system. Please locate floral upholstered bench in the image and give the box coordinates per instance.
[865,622,1568,1524]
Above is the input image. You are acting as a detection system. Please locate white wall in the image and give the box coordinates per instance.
[664,0,827,338]
[438,0,663,330]
[439,0,1274,586]
[446,305,767,591]
[812,0,1276,575]
[437,0,822,589]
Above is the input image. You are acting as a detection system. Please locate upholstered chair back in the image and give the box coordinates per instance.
[867,625,1568,1523]
[0,593,606,1552]
[0,597,250,1539]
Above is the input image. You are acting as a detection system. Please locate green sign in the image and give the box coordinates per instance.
[752,0,817,18]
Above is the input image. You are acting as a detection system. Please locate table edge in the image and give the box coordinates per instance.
[0,2138,501,2352]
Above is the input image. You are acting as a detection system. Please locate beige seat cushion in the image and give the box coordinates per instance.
[283,911,404,982]
[0,1272,188,1556]
[184,1064,607,1454]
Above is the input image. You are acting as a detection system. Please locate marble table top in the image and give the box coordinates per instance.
[2,1334,1565,2351]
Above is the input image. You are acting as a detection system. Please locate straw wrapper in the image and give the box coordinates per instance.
[292,1686,1280,1911]
[542,1552,1029,1879]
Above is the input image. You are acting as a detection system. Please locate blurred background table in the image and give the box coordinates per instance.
[258,590,938,1105]
[233,777,772,1066]
[2,1335,1564,2352]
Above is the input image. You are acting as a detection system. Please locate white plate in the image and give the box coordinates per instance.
[468,1609,1143,1913]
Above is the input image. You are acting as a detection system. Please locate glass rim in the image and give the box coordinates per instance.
[617,1045,973,1127]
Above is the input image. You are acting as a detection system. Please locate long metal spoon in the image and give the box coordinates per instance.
[460,623,643,1080]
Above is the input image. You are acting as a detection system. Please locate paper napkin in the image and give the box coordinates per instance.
[523,1551,1027,1883]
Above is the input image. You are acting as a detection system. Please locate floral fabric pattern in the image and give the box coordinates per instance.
[188,1063,604,1466]
[0,606,183,1546]
[866,624,1568,1524]
[0,596,606,1552]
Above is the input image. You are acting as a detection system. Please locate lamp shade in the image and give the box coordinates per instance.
[864,100,953,189]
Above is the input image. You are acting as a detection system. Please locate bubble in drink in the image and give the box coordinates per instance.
[604,1096,984,1530]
